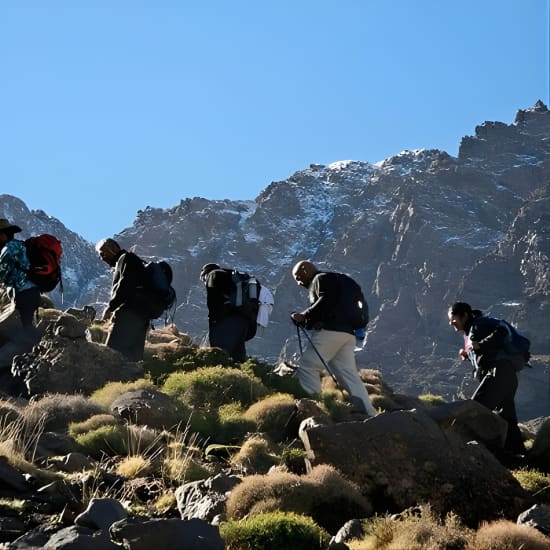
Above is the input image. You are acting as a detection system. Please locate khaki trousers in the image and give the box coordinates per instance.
[298,329,377,416]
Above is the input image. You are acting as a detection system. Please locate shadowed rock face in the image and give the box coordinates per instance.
[2,102,549,416]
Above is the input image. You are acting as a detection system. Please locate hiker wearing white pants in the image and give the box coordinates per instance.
[291,260,377,417]
[299,328,377,416]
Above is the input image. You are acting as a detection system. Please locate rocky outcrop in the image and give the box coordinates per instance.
[11,313,143,396]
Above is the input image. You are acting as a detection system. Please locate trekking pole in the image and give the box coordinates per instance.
[296,324,340,387]
[296,324,303,354]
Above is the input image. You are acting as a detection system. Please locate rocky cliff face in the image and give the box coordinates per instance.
[1,102,548,413]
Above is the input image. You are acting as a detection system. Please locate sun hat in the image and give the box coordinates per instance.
[0,219,22,234]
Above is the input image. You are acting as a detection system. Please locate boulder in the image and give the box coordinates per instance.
[75,498,127,532]
[11,314,143,396]
[517,504,550,537]
[300,409,533,525]
[109,517,224,550]
[175,473,242,521]
[110,389,179,429]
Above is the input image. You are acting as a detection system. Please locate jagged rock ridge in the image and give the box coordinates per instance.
[1,101,548,417]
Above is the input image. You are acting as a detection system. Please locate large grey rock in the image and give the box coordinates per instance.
[43,526,120,550]
[75,498,127,532]
[529,417,550,471]
[517,504,550,537]
[300,409,533,525]
[109,517,224,550]
[11,317,143,396]
[175,473,242,521]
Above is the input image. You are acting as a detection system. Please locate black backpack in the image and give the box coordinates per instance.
[338,273,369,330]
[226,270,261,340]
[140,261,177,320]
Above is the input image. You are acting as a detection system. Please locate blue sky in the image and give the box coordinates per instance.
[1,1,548,243]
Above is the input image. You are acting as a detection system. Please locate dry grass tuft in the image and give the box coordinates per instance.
[230,435,279,474]
[23,393,105,433]
[243,393,296,441]
[467,519,550,550]
[116,455,154,478]
[349,506,472,550]
[513,467,550,504]
[68,414,119,437]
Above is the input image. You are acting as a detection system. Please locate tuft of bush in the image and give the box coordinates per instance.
[116,455,154,478]
[216,403,256,444]
[90,379,155,409]
[418,393,447,406]
[230,435,279,474]
[68,414,119,437]
[512,467,550,505]
[350,505,471,550]
[161,366,268,409]
[243,394,296,442]
[173,347,236,371]
[220,511,330,550]
[467,519,550,550]
[23,393,105,433]
[226,464,370,533]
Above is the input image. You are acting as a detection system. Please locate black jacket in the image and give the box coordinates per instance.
[109,251,146,312]
[303,272,359,335]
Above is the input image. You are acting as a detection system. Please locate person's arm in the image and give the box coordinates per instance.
[469,318,507,354]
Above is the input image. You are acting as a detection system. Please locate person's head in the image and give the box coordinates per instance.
[96,238,121,267]
[448,302,480,332]
[200,263,220,282]
[292,260,318,288]
[0,218,22,247]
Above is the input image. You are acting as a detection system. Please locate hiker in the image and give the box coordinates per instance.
[200,263,255,362]
[0,218,42,377]
[290,260,377,416]
[96,238,149,362]
[448,301,526,456]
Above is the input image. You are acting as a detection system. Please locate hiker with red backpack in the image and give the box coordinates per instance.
[0,218,41,328]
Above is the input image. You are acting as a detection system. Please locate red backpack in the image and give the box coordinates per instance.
[24,234,63,292]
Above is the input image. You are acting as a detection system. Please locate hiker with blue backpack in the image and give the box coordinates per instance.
[290,260,377,417]
[448,301,529,457]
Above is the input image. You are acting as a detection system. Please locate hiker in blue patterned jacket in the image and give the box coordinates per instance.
[0,219,41,328]
[448,301,526,457]
[96,238,150,362]
[0,218,41,376]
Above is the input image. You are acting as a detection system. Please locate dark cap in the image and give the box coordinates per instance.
[0,218,22,234]
[200,263,220,280]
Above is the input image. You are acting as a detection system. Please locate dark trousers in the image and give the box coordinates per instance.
[208,314,249,363]
[107,307,149,362]
[472,359,525,454]
[15,287,41,327]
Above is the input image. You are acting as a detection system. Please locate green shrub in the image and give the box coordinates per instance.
[90,379,155,409]
[142,357,181,385]
[220,511,330,550]
[319,390,353,421]
[161,366,267,409]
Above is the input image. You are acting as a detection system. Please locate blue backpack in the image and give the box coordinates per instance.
[141,261,177,320]
[498,319,531,369]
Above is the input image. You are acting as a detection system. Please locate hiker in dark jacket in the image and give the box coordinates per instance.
[0,218,41,373]
[290,260,377,416]
[448,301,526,455]
[96,238,149,362]
[200,263,252,362]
